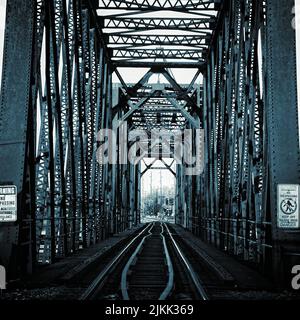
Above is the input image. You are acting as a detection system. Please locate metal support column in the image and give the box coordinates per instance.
[0,0,35,278]
[266,0,300,283]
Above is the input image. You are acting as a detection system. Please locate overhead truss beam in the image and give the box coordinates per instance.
[108,35,211,46]
[96,0,221,11]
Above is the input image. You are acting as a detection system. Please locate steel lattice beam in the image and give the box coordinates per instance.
[96,0,220,11]
[103,17,216,30]
[93,0,221,68]
[109,35,210,47]
[115,61,205,68]
[112,48,205,59]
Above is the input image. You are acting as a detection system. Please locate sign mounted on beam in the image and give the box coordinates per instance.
[278,184,300,229]
[0,186,17,222]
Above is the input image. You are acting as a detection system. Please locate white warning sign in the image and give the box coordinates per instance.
[278,184,300,229]
[0,186,17,222]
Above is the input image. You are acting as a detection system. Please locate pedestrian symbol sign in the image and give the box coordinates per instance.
[278,184,300,229]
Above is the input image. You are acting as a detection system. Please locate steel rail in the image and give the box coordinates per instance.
[121,223,155,300]
[79,223,153,300]
[158,223,174,300]
[80,221,208,301]
[163,223,209,300]
[121,222,175,300]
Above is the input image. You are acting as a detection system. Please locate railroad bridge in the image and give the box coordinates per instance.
[0,0,300,299]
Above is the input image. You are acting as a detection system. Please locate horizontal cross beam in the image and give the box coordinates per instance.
[108,35,211,49]
[112,49,205,59]
[103,18,216,30]
[114,61,205,69]
[97,0,220,11]
[109,35,211,46]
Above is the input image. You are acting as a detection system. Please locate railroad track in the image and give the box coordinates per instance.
[80,222,209,300]
[121,223,173,300]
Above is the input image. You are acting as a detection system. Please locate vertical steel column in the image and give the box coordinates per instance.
[0,0,35,278]
[107,68,114,235]
[95,46,104,241]
[266,0,300,283]
[136,162,142,225]
[61,0,77,254]
[48,0,69,258]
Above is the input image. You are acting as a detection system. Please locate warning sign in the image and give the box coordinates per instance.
[0,186,17,222]
[278,184,300,229]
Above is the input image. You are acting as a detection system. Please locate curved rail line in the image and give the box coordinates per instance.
[121,222,174,300]
[80,222,209,300]
[79,223,153,300]
[163,223,209,300]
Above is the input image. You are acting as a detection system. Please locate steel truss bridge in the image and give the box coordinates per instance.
[0,0,299,285]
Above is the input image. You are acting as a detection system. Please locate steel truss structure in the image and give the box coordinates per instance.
[0,0,300,285]
[200,0,268,265]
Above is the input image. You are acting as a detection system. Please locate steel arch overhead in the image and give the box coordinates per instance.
[114,65,201,133]
[93,0,221,68]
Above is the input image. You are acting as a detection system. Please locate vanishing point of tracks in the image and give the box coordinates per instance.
[80,222,209,301]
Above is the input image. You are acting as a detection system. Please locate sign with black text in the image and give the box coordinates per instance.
[0,185,17,222]
[278,184,300,229]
